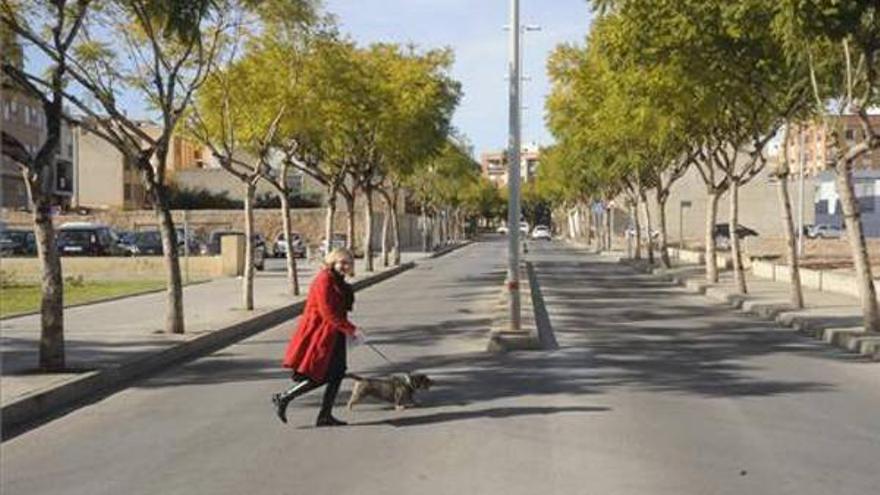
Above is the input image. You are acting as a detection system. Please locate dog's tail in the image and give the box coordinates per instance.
[345,372,364,381]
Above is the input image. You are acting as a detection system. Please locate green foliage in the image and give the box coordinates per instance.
[167,184,241,209]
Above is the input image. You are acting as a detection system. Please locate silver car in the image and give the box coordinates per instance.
[273,232,306,258]
[809,224,844,239]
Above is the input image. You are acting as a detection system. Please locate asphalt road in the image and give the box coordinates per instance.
[2,238,878,495]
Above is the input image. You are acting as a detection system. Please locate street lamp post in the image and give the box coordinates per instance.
[507,0,522,331]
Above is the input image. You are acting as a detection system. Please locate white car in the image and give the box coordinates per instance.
[496,225,509,235]
[809,224,843,239]
[531,225,552,240]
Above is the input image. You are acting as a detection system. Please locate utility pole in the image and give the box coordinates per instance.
[507,0,522,331]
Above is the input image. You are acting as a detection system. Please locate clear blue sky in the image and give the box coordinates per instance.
[24,1,593,158]
[324,0,594,157]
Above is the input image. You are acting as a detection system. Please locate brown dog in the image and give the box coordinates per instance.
[346,373,433,411]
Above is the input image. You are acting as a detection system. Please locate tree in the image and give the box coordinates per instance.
[777,0,880,331]
[188,2,317,304]
[1,0,92,370]
[5,0,233,334]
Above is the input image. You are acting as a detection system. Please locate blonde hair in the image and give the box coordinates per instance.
[323,248,355,276]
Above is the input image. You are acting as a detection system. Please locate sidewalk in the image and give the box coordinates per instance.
[568,241,880,360]
[0,251,433,408]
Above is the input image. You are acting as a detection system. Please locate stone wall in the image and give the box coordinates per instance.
[1,255,223,283]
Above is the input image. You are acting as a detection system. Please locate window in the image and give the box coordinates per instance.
[845,129,855,141]
[3,101,10,120]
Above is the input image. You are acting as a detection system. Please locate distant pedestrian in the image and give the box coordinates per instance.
[272,248,364,427]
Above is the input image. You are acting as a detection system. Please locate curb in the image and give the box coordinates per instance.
[1,261,417,440]
[428,240,473,259]
[616,258,880,362]
[486,261,549,353]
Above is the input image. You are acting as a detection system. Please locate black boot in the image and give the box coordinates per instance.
[315,377,346,427]
[272,379,319,424]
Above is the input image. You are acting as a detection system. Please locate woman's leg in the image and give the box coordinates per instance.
[316,376,345,426]
[272,379,322,424]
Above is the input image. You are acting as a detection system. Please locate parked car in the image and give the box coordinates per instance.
[319,233,349,257]
[713,223,759,240]
[114,231,140,256]
[273,232,307,258]
[202,230,266,270]
[175,227,201,255]
[808,223,844,239]
[57,222,126,256]
[0,228,36,256]
[131,230,164,255]
[531,225,552,241]
[713,223,758,249]
[625,226,660,239]
[496,225,509,235]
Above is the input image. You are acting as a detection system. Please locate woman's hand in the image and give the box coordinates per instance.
[351,329,368,347]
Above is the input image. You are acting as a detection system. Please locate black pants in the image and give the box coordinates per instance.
[289,334,346,418]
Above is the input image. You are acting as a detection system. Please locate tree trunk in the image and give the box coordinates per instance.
[631,200,642,260]
[777,175,804,309]
[154,189,185,334]
[324,190,337,254]
[381,198,391,267]
[730,181,747,294]
[280,193,300,296]
[421,205,430,252]
[363,187,374,272]
[344,193,356,252]
[705,190,722,283]
[391,191,402,265]
[836,163,880,331]
[641,191,655,265]
[242,182,255,310]
[33,200,65,370]
[657,192,671,268]
[585,204,593,245]
[605,206,612,251]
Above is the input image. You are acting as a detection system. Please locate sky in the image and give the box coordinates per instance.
[323,0,594,157]
[23,1,594,158]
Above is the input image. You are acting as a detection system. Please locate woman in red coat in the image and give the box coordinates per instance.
[272,248,363,427]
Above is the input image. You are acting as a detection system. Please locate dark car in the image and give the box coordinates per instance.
[202,230,266,270]
[131,231,164,255]
[713,223,759,239]
[175,227,201,255]
[0,228,36,256]
[115,231,140,256]
[57,223,125,256]
[713,223,758,249]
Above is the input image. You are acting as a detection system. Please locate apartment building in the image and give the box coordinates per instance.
[786,115,880,236]
[480,143,541,187]
[1,34,75,209]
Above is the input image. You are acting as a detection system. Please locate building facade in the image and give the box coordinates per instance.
[786,115,880,236]
[480,143,541,187]
[1,33,76,209]
[73,125,149,210]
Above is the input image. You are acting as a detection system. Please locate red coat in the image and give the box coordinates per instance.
[282,268,356,382]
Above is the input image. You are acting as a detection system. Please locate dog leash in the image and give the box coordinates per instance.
[365,342,396,366]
